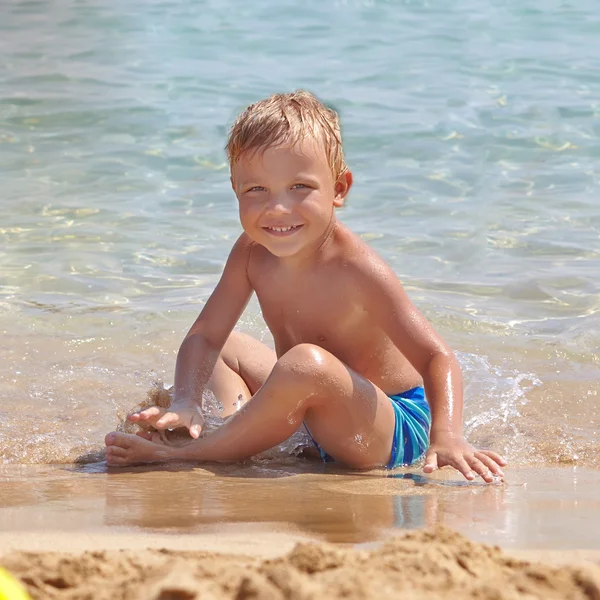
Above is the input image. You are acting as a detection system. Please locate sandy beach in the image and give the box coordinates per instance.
[2,0,600,597]
[2,462,600,598]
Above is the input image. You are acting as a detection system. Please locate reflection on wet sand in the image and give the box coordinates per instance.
[1,462,599,549]
[101,464,438,543]
[0,462,476,544]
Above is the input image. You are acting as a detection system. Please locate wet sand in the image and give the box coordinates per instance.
[2,463,600,598]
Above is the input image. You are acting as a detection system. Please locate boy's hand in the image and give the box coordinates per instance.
[127,400,205,439]
[423,432,506,483]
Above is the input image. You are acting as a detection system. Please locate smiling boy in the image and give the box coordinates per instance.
[105,91,506,482]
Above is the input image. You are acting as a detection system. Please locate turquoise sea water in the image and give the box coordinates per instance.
[1,0,598,465]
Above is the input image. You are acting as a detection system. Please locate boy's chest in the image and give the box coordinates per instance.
[252,272,365,347]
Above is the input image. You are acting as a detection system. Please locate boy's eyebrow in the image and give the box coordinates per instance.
[236,174,321,188]
[292,174,320,185]
[235,179,261,189]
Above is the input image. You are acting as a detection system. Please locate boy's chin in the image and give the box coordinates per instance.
[256,236,308,258]
[262,242,306,258]
[245,230,308,257]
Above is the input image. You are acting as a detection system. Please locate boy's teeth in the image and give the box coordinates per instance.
[271,226,295,232]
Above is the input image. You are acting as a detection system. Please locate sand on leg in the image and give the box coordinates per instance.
[106,343,396,468]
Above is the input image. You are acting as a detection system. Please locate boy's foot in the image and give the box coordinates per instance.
[104,431,174,466]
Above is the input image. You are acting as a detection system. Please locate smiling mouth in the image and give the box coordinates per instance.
[263,225,303,236]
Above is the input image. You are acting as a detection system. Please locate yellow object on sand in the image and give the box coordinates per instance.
[0,568,31,600]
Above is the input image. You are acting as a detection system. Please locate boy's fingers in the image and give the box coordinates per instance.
[155,412,180,429]
[128,407,160,422]
[453,457,475,481]
[476,452,504,477]
[189,416,202,439]
[467,455,494,483]
[480,449,507,466]
[136,406,163,421]
[423,450,438,473]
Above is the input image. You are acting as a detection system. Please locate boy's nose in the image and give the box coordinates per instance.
[266,193,293,214]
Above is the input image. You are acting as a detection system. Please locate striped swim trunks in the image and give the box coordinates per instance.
[305,386,431,468]
[386,386,431,468]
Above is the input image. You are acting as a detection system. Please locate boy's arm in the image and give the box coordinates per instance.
[173,234,254,405]
[129,234,254,437]
[359,258,506,482]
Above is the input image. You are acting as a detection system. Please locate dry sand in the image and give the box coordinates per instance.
[3,528,600,600]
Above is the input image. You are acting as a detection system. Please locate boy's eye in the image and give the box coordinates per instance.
[292,183,308,189]
[247,186,266,192]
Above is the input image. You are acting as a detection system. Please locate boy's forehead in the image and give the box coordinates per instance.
[232,138,330,177]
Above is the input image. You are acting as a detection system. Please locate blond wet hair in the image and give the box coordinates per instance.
[226,90,348,180]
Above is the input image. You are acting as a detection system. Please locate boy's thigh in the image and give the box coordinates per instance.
[224,330,277,395]
[302,358,396,469]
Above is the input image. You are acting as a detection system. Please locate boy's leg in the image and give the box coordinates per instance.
[207,330,277,417]
[106,343,397,469]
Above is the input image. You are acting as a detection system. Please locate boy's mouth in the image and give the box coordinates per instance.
[263,225,303,237]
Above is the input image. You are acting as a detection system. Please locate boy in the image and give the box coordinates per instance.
[105,91,506,482]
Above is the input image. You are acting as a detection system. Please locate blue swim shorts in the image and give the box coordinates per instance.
[304,386,431,469]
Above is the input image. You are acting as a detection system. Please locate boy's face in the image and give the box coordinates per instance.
[231,138,352,259]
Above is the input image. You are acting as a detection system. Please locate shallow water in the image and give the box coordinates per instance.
[1,0,599,467]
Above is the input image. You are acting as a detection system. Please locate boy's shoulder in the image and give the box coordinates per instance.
[230,232,269,264]
[229,233,279,278]
[332,224,395,282]
[229,232,263,257]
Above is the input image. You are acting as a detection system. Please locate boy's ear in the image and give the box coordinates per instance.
[333,170,353,207]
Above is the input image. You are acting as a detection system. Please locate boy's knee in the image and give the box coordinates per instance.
[276,344,329,381]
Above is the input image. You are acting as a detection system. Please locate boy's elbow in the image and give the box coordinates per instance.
[180,330,211,354]
[426,349,460,374]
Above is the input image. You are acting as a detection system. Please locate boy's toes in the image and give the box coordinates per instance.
[106,446,128,459]
[105,431,133,448]
[106,454,127,467]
